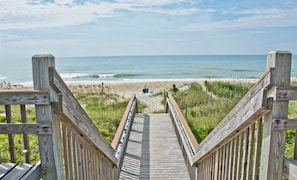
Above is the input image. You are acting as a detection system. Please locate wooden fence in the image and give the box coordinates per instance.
[0,55,138,179]
[167,51,297,180]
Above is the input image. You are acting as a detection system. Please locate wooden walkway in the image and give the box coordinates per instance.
[119,113,190,180]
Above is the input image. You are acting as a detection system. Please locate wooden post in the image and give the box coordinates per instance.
[259,51,291,180]
[32,55,64,180]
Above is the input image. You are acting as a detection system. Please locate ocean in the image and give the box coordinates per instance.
[1,55,297,84]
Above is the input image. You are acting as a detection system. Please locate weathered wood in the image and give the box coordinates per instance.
[271,119,297,130]
[167,93,199,151]
[241,129,249,179]
[119,113,191,179]
[259,51,291,180]
[21,162,41,180]
[48,67,117,165]
[0,123,52,134]
[20,105,31,163]
[274,86,297,101]
[0,163,35,180]
[32,55,64,180]
[247,123,255,179]
[236,132,243,180]
[232,136,239,180]
[5,105,16,163]
[0,90,49,105]
[283,158,297,179]
[252,119,262,180]
[111,95,136,149]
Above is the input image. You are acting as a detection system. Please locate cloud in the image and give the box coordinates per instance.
[0,0,203,30]
[183,7,297,31]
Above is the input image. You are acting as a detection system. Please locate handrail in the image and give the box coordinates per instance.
[111,94,138,167]
[49,67,117,165]
[166,93,199,164]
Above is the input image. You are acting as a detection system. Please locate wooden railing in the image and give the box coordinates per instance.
[166,93,199,178]
[167,51,297,180]
[111,94,138,171]
[0,90,49,179]
[0,55,138,180]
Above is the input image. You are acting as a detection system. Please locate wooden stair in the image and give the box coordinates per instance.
[119,113,190,179]
[0,162,40,180]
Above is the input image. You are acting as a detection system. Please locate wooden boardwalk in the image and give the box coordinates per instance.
[119,113,190,180]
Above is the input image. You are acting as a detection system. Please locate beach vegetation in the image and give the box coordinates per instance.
[0,91,146,163]
[173,81,296,159]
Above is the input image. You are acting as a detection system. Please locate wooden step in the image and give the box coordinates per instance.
[0,162,40,180]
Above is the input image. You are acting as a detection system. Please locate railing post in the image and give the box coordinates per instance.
[259,51,291,180]
[32,55,64,180]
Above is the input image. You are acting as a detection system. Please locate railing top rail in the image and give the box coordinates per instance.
[111,95,137,167]
[111,94,137,149]
[167,93,199,150]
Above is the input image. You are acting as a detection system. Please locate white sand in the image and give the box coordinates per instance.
[1,79,260,113]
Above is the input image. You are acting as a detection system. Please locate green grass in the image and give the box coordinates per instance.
[172,82,251,142]
[173,81,296,159]
[0,91,146,163]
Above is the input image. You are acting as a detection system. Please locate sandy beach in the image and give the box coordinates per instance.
[1,79,259,113]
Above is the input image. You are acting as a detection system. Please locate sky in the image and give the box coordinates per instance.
[0,0,297,59]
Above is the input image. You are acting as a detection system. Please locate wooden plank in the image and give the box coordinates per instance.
[241,129,249,179]
[247,123,255,179]
[32,55,64,180]
[228,140,233,180]
[20,105,31,163]
[259,51,291,180]
[111,94,137,149]
[283,158,297,179]
[214,150,219,180]
[0,90,49,105]
[232,136,239,180]
[72,132,79,180]
[274,86,297,101]
[20,161,41,180]
[252,119,262,180]
[0,163,16,178]
[271,118,297,130]
[49,67,117,165]
[2,163,33,180]
[5,105,16,163]
[236,132,243,180]
[0,123,52,134]
[62,125,70,179]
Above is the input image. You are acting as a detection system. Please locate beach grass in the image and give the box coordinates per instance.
[173,81,296,159]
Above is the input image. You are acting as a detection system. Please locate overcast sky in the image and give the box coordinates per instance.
[0,0,296,59]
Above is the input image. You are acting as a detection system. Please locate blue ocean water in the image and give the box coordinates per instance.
[1,55,297,84]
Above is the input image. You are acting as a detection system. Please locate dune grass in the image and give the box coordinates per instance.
[0,91,146,163]
[172,81,296,159]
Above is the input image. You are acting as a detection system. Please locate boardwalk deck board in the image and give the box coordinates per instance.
[0,163,40,180]
[119,113,191,179]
